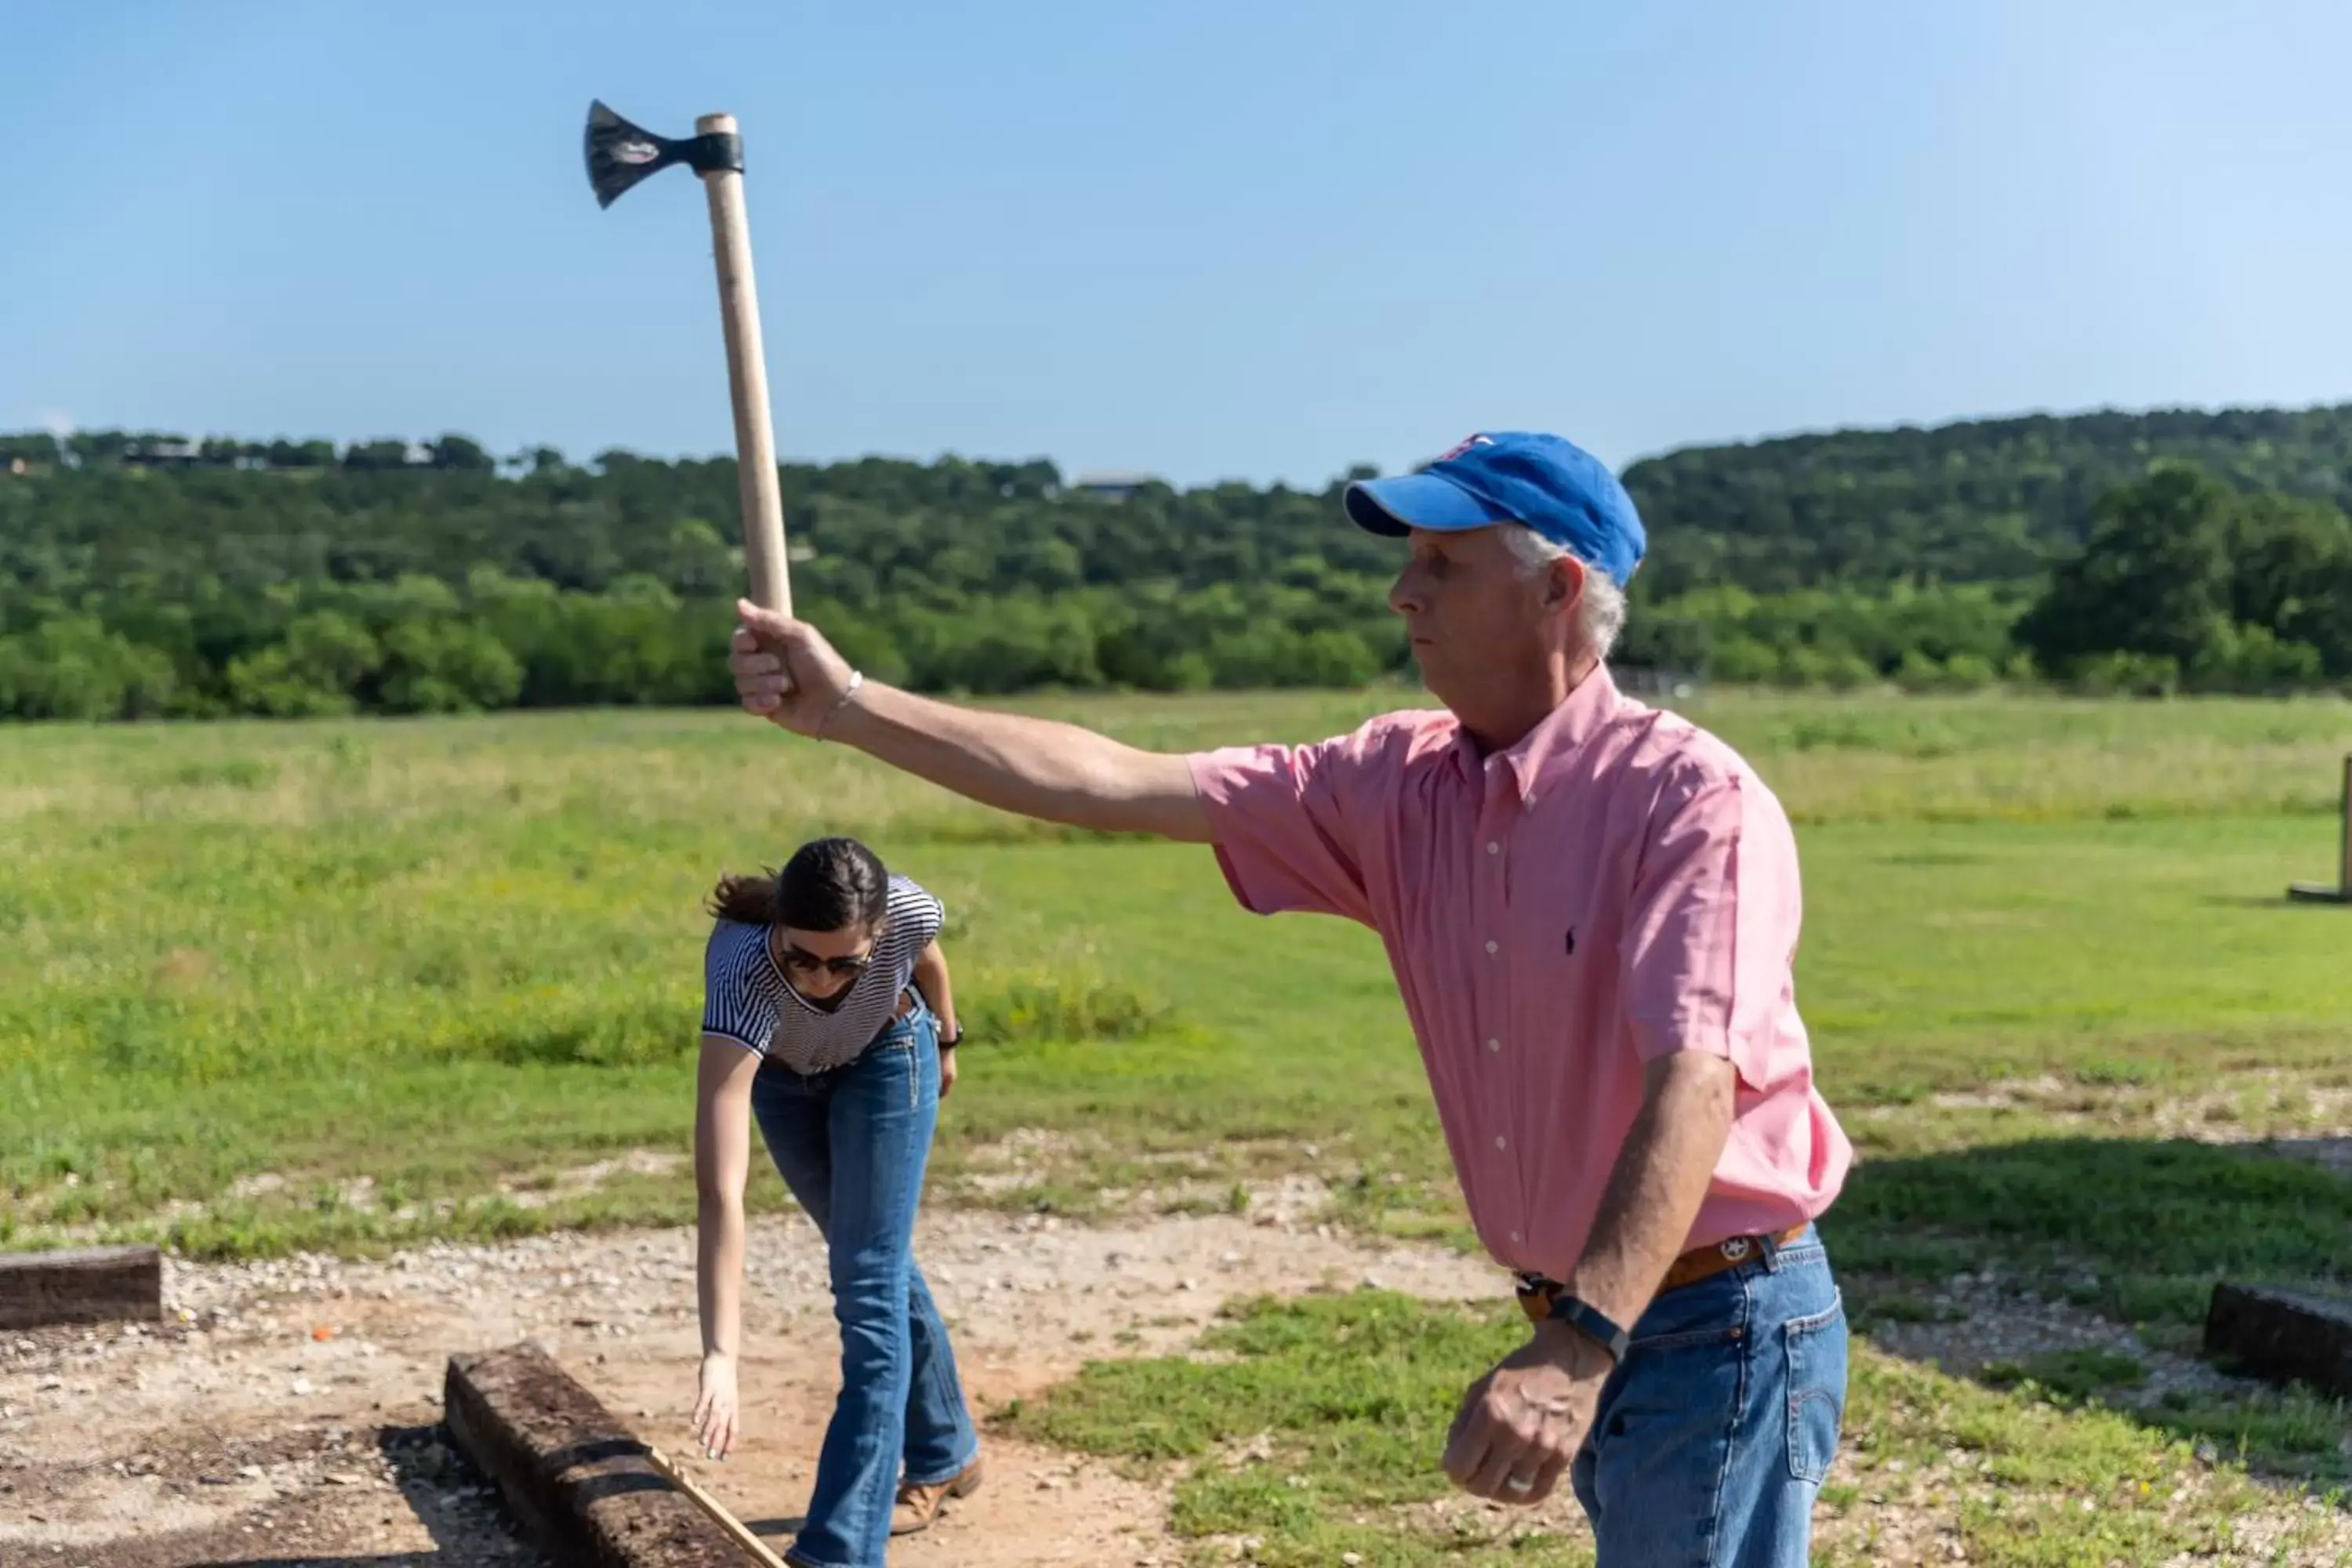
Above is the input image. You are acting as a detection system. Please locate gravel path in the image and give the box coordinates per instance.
[0,1198,1497,1566]
[4,1179,2347,1566]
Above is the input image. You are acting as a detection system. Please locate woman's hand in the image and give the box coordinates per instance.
[939,1037,960,1101]
[692,1351,742,1460]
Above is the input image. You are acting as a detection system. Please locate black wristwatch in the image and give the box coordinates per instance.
[940,1025,964,1049]
[1544,1294,1631,1365]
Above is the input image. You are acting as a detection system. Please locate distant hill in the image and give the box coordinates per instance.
[2,402,2348,718]
[1619,402,2352,595]
[8,402,2351,603]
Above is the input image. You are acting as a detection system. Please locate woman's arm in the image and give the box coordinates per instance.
[912,939,961,1099]
[913,939,957,1043]
[691,1038,761,1457]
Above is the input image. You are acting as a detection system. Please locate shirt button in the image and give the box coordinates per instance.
[1485,939,1499,955]
[1486,1037,1501,1053]
[1509,1229,1523,1243]
[1494,1134,1508,1151]
[1486,840,1500,855]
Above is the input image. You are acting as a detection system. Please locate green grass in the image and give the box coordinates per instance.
[5,687,2352,1555]
[1833,1131,2352,1327]
[1982,1348,2150,1400]
[1004,1290,2342,1566]
[5,688,2347,1254]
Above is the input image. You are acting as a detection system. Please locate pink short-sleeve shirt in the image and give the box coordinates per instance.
[1185,665,1852,1281]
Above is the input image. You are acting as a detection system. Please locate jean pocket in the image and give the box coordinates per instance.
[1784,1292,1847,1484]
[1628,1269,1751,1352]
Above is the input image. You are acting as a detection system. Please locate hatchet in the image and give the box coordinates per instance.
[586,100,793,617]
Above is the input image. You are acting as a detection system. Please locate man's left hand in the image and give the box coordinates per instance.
[1441,1322,1613,1505]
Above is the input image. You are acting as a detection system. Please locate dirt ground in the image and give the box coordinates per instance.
[0,1192,1500,1567]
[6,1179,2349,1567]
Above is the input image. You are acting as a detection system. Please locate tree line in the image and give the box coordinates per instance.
[2,402,2350,721]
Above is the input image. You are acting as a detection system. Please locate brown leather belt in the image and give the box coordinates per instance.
[1515,1224,1809,1325]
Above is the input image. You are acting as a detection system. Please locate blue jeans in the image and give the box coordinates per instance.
[750,1000,979,1568]
[1568,1225,1847,1568]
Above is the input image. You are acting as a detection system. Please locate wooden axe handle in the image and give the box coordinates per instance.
[644,1443,788,1566]
[695,112,793,619]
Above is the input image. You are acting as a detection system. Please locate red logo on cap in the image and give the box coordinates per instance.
[1432,434,1494,464]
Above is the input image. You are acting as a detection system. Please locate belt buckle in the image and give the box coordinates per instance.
[1719,1236,1751,1261]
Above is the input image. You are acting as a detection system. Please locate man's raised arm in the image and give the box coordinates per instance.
[728,601,1214,844]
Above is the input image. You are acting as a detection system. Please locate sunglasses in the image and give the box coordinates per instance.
[779,945,873,978]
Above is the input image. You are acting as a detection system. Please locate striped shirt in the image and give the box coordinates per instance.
[700,874,946,1073]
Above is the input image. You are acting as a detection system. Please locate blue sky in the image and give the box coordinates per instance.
[4,2,2348,487]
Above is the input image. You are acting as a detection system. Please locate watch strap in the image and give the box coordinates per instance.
[1544,1293,1631,1364]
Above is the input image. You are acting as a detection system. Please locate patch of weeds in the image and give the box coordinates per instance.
[964,972,1170,1044]
[1830,1134,2352,1324]
[159,758,277,790]
[538,1178,704,1236]
[2103,1274,2220,1327]
[2150,1385,2352,1484]
[154,1192,547,1261]
[902,818,1143,849]
[1324,1162,1473,1250]
[437,996,689,1069]
[1154,1189,1244,1218]
[1011,1290,2299,1566]
[2071,1056,2154,1088]
[1853,1290,1959,1326]
[954,1180,1109,1221]
[1980,1348,2148,1402]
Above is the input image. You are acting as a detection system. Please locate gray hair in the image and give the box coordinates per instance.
[1499,525,1627,661]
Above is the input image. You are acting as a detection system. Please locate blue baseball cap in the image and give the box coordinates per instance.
[1342,430,1646,586]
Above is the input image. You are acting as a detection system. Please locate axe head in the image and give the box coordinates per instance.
[585,100,746,209]
[585,100,686,209]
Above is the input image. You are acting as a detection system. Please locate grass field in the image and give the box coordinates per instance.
[6,685,2352,1563]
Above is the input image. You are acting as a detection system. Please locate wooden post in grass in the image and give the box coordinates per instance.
[2287,753,2352,904]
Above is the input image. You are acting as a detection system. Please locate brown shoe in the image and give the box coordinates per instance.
[890,1455,983,1536]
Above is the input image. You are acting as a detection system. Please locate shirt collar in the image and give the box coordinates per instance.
[1449,662,1624,798]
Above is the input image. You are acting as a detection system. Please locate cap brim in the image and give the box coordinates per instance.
[1343,472,1514,537]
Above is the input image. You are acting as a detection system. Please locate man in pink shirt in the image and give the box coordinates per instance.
[727,430,1853,1566]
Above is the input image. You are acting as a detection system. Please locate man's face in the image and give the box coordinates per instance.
[1387,524,1571,705]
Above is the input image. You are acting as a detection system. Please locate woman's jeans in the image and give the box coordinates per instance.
[750,1000,979,1568]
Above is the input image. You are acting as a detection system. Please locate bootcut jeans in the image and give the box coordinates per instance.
[750,997,979,1568]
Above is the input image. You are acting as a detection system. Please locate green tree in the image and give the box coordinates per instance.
[2016,464,2236,678]
[429,434,494,473]
[226,612,383,717]
[0,618,176,720]
[342,439,414,471]
[379,620,524,713]
[2227,493,2352,674]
